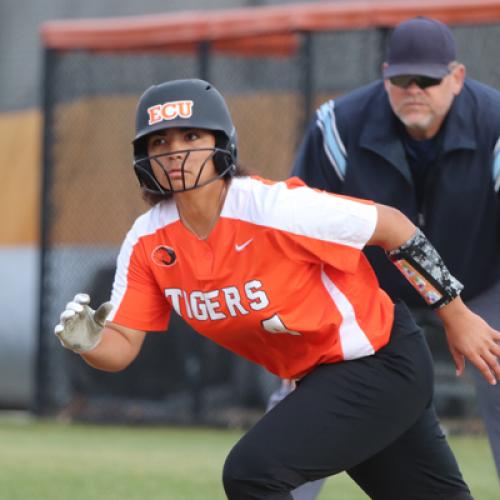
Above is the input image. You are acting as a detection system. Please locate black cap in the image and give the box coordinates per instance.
[383,17,457,79]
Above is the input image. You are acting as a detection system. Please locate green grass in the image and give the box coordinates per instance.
[0,418,497,499]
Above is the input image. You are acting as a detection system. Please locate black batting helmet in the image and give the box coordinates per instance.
[133,79,237,194]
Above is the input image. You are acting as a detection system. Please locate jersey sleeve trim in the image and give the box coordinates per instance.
[316,101,347,181]
[493,136,500,193]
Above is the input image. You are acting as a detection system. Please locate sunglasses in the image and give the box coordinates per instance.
[389,75,444,89]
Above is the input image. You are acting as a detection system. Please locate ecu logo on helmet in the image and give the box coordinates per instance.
[147,100,193,125]
[152,245,177,267]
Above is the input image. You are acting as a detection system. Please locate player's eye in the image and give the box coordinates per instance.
[149,136,167,148]
[185,131,200,141]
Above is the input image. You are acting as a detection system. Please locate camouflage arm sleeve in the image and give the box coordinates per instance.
[386,228,464,309]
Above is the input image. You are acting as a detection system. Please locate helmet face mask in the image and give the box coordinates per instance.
[134,145,234,194]
[133,79,237,194]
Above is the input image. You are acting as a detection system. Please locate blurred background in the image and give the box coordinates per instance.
[2,0,500,429]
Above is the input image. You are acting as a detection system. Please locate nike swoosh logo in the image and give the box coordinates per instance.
[235,238,253,252]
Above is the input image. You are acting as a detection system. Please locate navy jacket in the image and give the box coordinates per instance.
[292,79,500,305]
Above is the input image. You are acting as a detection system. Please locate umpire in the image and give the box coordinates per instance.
[293,16,500,479]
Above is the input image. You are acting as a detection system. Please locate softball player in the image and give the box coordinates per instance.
[55,79,500,499]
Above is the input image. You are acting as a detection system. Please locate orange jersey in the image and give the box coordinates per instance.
[108,176,394,379]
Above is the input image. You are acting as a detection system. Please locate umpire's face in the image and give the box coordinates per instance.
[384,63,466,140]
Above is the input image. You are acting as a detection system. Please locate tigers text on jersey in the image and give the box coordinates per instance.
[108,176,394,380]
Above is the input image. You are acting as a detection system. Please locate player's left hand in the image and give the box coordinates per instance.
[438,298,500,385]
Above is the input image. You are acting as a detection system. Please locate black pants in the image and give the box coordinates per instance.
[223,303,472,500]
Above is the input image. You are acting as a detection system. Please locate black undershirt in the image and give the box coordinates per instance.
[402,130,440,214]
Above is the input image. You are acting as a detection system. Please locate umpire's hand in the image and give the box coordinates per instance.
[54,293,112,353]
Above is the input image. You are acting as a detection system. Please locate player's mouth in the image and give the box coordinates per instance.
[167,168,189,179]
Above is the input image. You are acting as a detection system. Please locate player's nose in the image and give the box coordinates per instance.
[167,137,190,158]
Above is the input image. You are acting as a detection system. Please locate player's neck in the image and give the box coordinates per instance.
[174,180,228,239]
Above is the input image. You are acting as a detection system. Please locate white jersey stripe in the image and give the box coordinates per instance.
[320,268,375,360]
[223,177,377,250]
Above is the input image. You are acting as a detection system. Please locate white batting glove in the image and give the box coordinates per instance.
[54,293,112,353]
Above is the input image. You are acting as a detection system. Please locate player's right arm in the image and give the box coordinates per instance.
[55,293,146,372]
[81,322,146,372]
